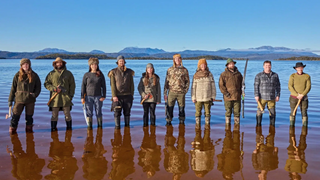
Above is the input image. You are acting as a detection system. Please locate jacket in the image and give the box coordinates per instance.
[138,73,161,103]
[163,66,190,96]
[8,71,41,104]
[254,71,281,100]
[44,67,75,108]
[219,67,243,101]
[191,71,216,102]
[108,66,134,97]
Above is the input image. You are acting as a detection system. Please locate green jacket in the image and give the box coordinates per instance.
[44,67,75,108]
[8,71,41,104]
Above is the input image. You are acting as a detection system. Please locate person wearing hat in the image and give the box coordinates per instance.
[81,57,106,129]
[8,58,41,134]
[254,60,281,126]
[191,58,216,128]
[219,58,243,124]
[164,54,190,125]
[44,57,75,131]
[108,55,135,129]
[138,63,161,126]
[288,62,311,126]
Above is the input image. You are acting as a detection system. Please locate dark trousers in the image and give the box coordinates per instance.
[114,95,133,117]
[289,96,308,117]
[143,103,157,124]
[11,102,35,127]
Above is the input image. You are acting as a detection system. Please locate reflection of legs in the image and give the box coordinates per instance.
[25,102,35,133]
[51,107,59,131]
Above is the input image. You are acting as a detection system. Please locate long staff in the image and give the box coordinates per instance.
[242,58,249,118]
[293,99,301,116]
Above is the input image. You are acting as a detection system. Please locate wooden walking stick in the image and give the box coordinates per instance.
[293,99,301,116]
[47,92,59,105]
[257,101,265,113]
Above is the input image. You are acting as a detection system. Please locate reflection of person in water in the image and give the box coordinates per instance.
[45,131,78,179]
[252,126,279,180]
[285,126,308,180]
[7,133,45,180]
[138,126,161,178]
[82,128,108,179]
[109,127,135,179]
[217,124,242,180]
[190,125,217,178]
[164,124,189,180]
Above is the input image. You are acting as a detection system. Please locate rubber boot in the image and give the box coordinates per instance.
[10,115,20,132]
[225,116,231,124]
[269,108,276,126]
[51,121,58,132]
[86,117,93,129]
[150,117,156,126]
[234,117,240,124]
[97,117,103,128]
[143,116,148,127]
[66,120,72,130]
[205,116,210,125]
[26,125,33,133]
[256,114,262,126]
[178,106,185,125]
[9,126,17,135]
[166,121,172,126]
[195,117,201,129]
[124,116,130,127]
[114,117,120,129]
[290,116,295,127]
[302,116,308,126]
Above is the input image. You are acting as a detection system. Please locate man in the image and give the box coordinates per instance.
[108,55,135,129]
[8,58,41,134]
[44,57,75,131]
[288,62,311,126]
[254,60,281,126]
[164,54,190,125]
[219,58,243,124]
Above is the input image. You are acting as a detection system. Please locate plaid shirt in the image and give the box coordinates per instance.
[254,71,280,100]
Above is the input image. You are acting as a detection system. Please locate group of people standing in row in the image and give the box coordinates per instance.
[7,54,311,134]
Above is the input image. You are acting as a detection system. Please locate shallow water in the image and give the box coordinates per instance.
[0,59,319,180]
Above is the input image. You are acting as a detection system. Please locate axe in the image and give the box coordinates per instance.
[140,93,153,104]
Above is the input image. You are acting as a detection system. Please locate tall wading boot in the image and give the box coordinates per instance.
[225,116,231,129]
[9,127,17,135]
[66,120,72,130]
[124,116,130,127]
[166,106,174,126]
[86,117,93,130]
[143,116,148,127]
[178,106,185,125]
[290,116,296,127]
[269,108,276,126]
[205,116,210,125]
[302,116,308,126]
[256,114,262,126]
[114,117,120,129]
[195,117,201,129]
[51,121,58,132]
[9,114,20,135]
[97,117,103,128]
[234,117,240,124]
[25,115,34,133]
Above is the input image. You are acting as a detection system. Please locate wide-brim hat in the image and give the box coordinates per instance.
[20,58,31,67]
[293,62,306,69]
[88,57,99,66]
[225,58,236,66]
[52,57,67,66]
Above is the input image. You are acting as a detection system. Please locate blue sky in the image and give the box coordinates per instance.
[1,0,319,52]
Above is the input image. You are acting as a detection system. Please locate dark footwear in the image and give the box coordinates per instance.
[269,116,276,126]
[124,116,130,127]
[256,114,262,126]
[25,125,33,133]
[114,117,120,129]
[143,116,148,127]
[51,121,58,132]
[66,120,72,130]
[166,121,172,126]
[86,117,93,130]
[97,117,103,128]
[9,126,17,135]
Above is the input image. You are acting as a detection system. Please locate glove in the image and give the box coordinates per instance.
[8,101,13,107]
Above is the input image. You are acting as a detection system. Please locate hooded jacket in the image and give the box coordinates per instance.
[138,73,161,103]
[219,67,243,101]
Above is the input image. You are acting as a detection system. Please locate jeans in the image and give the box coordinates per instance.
[85,96,103,118]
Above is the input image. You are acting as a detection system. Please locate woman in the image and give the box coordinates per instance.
[81,57,106,129]
[8,58,41,134]
[191,58,216,128]
[138,63,161,126]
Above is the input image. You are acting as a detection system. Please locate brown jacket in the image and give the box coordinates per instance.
[108,66,134,97]
[219,67,243,101]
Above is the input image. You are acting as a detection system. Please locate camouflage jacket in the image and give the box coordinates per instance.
[164,66,190,96]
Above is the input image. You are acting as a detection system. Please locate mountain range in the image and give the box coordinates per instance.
[0,46,318,59]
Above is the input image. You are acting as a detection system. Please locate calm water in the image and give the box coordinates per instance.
[0,59,319,180]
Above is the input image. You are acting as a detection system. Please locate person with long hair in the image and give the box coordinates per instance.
[191,58,216,128]
[8,58,41,134]
[138,63,161,126]
[81,57,106,129]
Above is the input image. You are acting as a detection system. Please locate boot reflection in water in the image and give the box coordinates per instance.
[190,125,219,178]
[217,124,242,179]
[109,127,135,179]
[138,126,161,178]
[252,125,279,180]
[285,126,308,179]
[82,128,108,179]
[163,124,189,180]
[45,131,78,179]
[7,133,45,180]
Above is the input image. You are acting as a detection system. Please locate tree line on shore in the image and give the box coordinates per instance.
[277,56,320,60]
